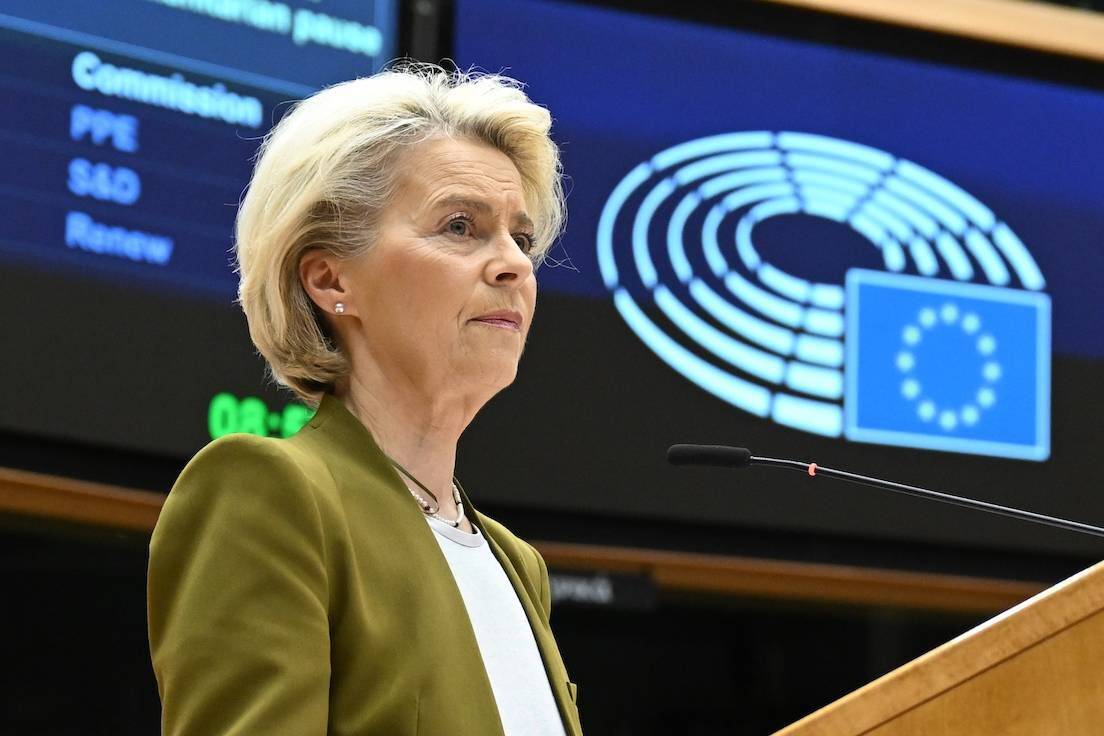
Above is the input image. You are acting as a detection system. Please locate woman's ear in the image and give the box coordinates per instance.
[299,249,352,316]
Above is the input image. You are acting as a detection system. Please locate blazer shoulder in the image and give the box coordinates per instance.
[182,431,313,474]
[156,433,331,544]
[172,432,331,496]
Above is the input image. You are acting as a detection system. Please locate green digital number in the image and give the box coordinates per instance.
[208,392,238,439]
[239,396,268,436]
[207,393,315,440]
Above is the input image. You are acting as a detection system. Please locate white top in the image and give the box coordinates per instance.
[426,516,567,736]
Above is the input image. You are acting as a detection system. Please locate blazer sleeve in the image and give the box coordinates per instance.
[147,435,330,736]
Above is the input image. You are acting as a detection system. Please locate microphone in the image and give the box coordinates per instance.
[666,444,1104,539]
[667,444,752,468]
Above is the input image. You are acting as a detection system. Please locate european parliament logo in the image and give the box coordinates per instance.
[597,131,1051,461]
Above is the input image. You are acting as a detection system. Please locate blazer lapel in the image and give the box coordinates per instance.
[461,490,583,736]
[308,395,581,735]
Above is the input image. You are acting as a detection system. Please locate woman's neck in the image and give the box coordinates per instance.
[336,368,482,516]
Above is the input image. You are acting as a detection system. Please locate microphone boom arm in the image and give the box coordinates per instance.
[751,455,1104,540]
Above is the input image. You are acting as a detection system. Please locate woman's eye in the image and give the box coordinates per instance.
[446,217,472,237]
[514,233,535,253]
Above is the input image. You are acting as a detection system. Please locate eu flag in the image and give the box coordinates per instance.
[844,269,1050,461]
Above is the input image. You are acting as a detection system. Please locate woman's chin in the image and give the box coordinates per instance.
[464,361,520,393]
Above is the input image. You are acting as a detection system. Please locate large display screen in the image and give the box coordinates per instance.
[450,0,1104,556]
[6,0,1102,561]
[0,1,396,453]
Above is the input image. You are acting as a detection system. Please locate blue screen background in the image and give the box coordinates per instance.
[455,0,1104,359]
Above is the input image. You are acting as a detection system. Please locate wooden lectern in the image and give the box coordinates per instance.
[775,560,1104,735]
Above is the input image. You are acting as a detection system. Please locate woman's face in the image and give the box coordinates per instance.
[339,136,538,399]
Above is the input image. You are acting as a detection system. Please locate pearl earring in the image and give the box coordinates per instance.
[334,302,345,315]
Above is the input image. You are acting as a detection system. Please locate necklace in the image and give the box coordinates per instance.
[388,457,466,529]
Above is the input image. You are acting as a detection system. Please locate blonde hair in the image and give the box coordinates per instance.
[233,63,565,406]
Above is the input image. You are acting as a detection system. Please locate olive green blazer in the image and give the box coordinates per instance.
[148,393,582,735]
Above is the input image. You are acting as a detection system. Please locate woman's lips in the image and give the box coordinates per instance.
[471,318,520,331]
[470,310,523,330]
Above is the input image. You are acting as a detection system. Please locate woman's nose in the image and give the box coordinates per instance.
[488,232,534,284]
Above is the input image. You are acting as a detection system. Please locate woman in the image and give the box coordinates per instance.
[147,64,581,736]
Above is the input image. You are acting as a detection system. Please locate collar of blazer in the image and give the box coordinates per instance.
[299,392,584,736]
